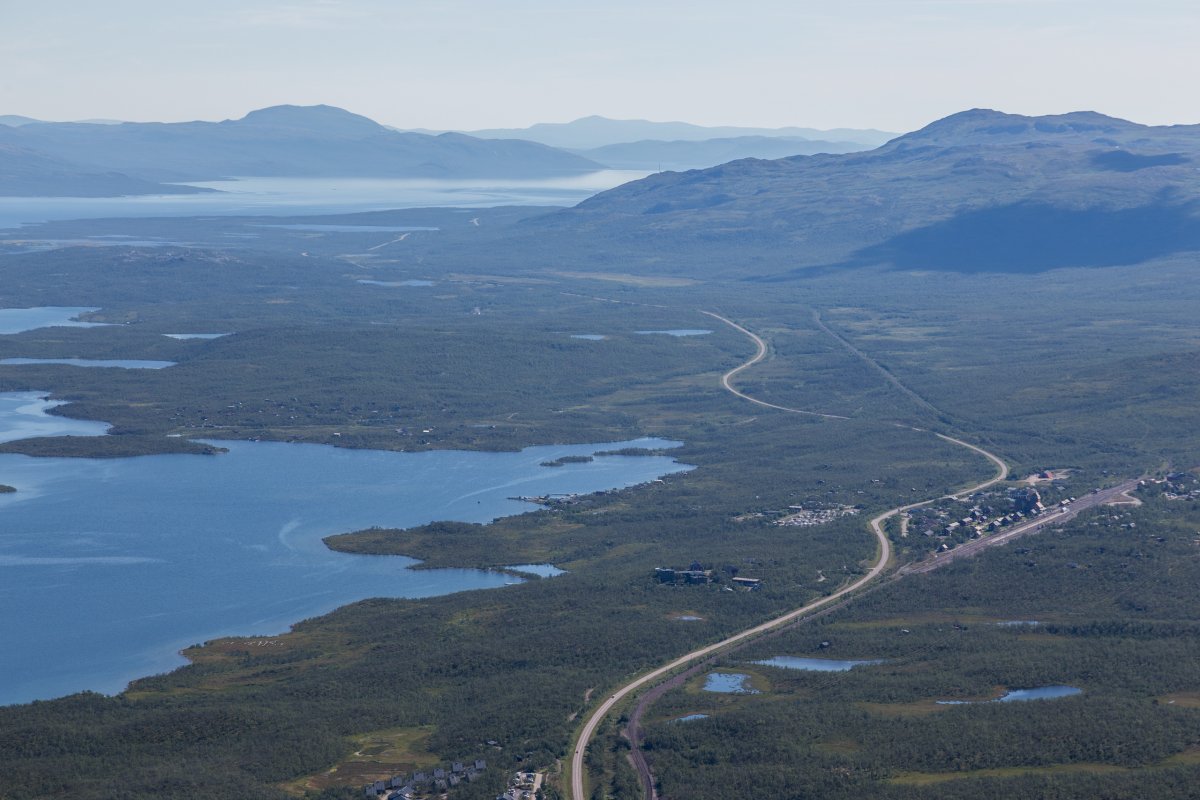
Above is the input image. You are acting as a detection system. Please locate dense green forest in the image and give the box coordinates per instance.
[637,493,1200,799]
[1,208,1198,799]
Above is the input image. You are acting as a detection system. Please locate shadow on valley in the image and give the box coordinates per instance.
[1091,150,1190,172]
[811,201,1200,275]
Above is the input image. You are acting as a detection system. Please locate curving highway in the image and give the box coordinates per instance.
[569,311,1009,800]
[699,310,850,420]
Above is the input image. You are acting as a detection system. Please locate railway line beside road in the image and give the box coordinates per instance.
[568,311,1014,800]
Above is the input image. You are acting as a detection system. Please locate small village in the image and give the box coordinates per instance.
[496,770,544,800]
[362,760,487,799]
[362,763,548,800]
[903,483,1052,552]
[1144,471,1200,501]
[774,503,860,527]
[733,502,861,527]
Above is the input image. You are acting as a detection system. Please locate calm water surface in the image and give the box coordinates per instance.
[703,673,759,694]
[938,685,1082,705]
[0,395,691,704]
[753,656,885,672]
[0,358,176,369]
[999,686,1081,702]
[504,564,566,578]
[357,279,436,287]
[257,224,440,232]
[0,307,107,334]
[0,173,649,230]
[0,393,111,443]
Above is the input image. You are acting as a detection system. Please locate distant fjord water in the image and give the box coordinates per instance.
[0,173,648,231]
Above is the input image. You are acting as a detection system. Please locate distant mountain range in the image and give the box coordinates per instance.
[15,103,1189,280]
[0,115,124,126]
[2,107,906,197]
[569,135,871,171]
[502,110,1200,277]
[0,142,212,197]
[0,105,603,196]
[415,116,896,150]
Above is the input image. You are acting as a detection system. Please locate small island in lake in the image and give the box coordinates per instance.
[0,485,15,494]
[540,455,594,467]
[593,447,668,457]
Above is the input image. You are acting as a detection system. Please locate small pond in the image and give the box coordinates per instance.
[163,333,230,340]
[570,334,607,341]
[703,672,760,694]
[938,685,1082,705]
[636,329,712,337]
[0,358,176,369]
[752,656,886,672]
[999,686,1081,702]
[673,714,709,723]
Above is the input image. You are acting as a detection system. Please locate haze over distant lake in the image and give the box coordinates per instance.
[0,172,648,230]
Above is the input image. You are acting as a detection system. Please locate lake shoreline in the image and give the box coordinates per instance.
[0,392,693,705]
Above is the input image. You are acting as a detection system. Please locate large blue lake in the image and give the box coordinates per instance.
[0,394,692,704]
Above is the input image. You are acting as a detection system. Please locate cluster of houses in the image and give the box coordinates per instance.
[656,563,715,585]
[774,503,860,527]
[363,760,487,799]
[496,771,542,800]
[1146,472,1200,500]
[908,487,1048,544]
[655,562,762,590]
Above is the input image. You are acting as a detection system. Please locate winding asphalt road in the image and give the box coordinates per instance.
[699,310,850,420]
[568,311,1010,800]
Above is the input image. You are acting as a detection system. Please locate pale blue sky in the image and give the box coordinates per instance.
[1,0,1196,131]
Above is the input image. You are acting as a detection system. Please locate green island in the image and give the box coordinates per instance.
[539,455,594,467]
[2,114,1200,800]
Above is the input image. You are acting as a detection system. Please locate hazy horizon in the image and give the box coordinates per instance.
[4,107,905,134]
[3,1,1198,132]
[1,104,1190,141]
